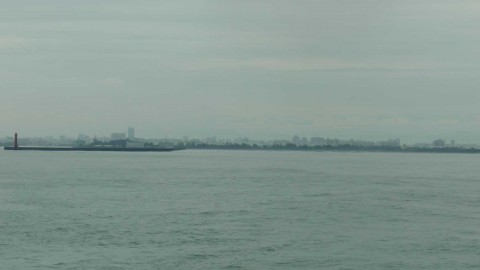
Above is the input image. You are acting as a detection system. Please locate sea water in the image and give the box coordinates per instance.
[1,150,480,269]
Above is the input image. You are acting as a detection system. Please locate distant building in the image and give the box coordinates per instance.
[432,139,445,147]
[378,139,401,147]
[450,140,455,147]
[205,136,217,144]
[126,141,144,148]
[111,133,126,140]
[128,127,135,139]
[310,137,326,146]
[292,136,307,146]
[414,143,431,148]
[326,138,339,146]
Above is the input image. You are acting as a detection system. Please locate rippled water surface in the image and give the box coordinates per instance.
[1,150,480,269]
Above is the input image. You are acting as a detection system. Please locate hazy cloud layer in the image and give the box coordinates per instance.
[1,0,480,142]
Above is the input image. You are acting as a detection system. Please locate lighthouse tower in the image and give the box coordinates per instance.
[14,133,18,148]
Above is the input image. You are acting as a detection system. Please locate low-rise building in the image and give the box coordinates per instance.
[126,141,145,148]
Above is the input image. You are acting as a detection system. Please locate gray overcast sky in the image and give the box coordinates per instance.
[1,0,480,143]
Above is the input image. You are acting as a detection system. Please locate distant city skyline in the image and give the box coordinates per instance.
[0,128,471,147]
[2,1,480,143]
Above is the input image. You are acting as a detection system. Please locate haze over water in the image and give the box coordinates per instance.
[1,150,479,269]
[3,1,480,142]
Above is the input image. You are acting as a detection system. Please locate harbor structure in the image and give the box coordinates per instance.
[4,133,180,152]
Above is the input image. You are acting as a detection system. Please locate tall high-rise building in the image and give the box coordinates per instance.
[128,127,135,139]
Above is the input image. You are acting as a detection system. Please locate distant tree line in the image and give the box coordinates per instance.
[180,142,403,152]
[178,142,480,153]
